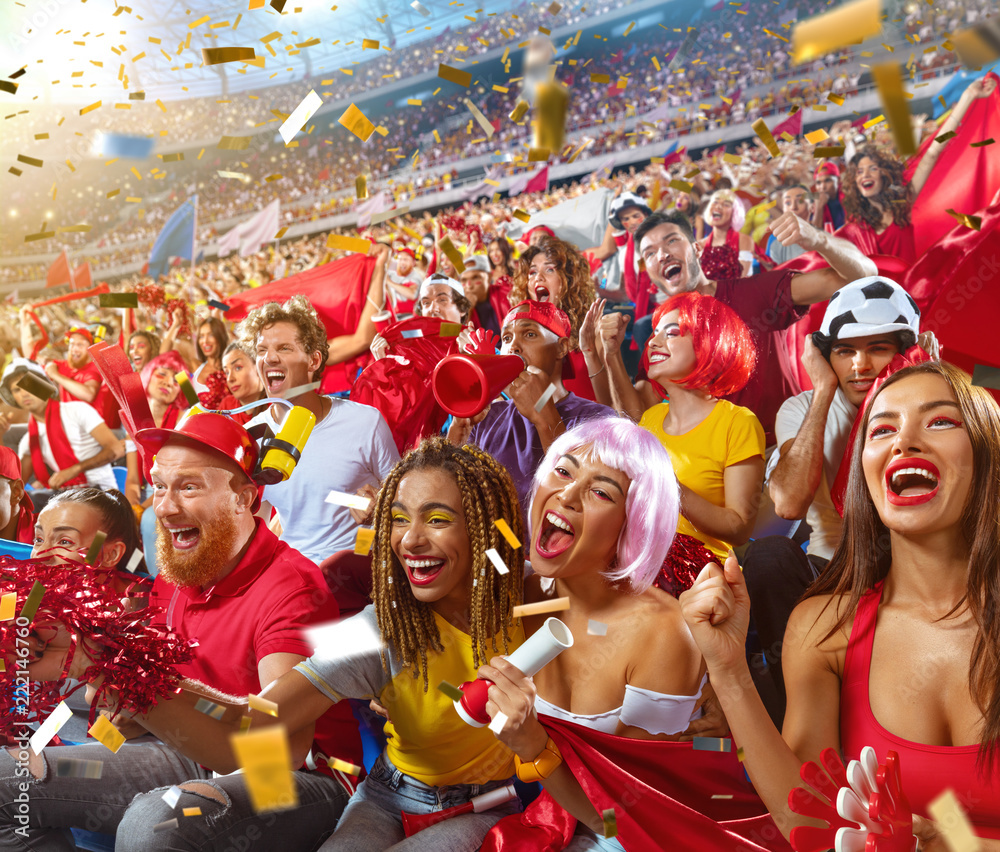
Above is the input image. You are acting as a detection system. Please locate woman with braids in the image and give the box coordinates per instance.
[73,437,527,851]
[682,362,1000,846]
[508,236,601,401]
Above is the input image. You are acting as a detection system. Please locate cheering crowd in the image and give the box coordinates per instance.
[3,0,1000,846]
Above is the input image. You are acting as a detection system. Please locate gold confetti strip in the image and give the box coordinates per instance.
[362,38,379,49]
[247,694,279,716]
[935,130,957,144]
[494,518,522,548]
[230,726,298,813]
[437,236,467,272]
[512,209,531,223]
[338,103,375,141]
[669,179,693,193]
[354,527,375,556]
[438,63,471,87]
[512,597,570,619]
[19,582,44,623]
[590,72,610,83]
[218,135,253,150]
[752,117,780,157]
[509,100,529,122]
[327,233,372,253]
[602,808,617,839]
[17,154,42,167]
[264,174,282,182]
[862,114,884,130]
[804,128,829,144]
[202,46,256,64]
[88,715,125,753]
[327,757,362,776]
[161,152,184,162]
[791,0,880,65]
[945,208,982,231]
[189,14,210,28]
[872,62,914,156]
[464,98,494,138]
[722,152,742,165]
[813,145,845,157]
[24,231,55,242]
[274,226,288,239]
[528,147,549,161]
[59,224,92,232]
[970,138,995,148]
[182,808,202,817]
[0,593,15,621]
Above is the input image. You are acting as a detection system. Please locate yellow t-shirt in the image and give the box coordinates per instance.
[296,607,522,787]
[639,399,765,559]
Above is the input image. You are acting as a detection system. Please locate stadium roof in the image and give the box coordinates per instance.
[3,0,523,103]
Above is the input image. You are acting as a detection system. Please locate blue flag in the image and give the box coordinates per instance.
[148,196,197,280]
[932,61,1000,118]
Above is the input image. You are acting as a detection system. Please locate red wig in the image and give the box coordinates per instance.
[140,351,190,406]
[649,293,757,397]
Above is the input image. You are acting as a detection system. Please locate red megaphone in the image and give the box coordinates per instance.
[401,784,518,837]
[431,353,525,418]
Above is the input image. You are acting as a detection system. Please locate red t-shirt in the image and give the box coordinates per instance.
[150,519,364,773]
[54,360,119,429]
[714,269,807,445]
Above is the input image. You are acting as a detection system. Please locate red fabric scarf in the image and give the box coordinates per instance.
[482,716,792,852]
[622,233,653,320]
[28,402,88,489]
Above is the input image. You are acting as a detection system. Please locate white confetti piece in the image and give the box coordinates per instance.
[162,785,183,809]
[533,383,558,413]
[125,549,143,573]
[488,711,508,734]
[279,90,323,145]
[485,548,510,575]
[587,619,608,636]
[30,701,73,754]
[324,491,372,511]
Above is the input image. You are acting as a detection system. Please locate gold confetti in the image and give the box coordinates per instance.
[274,226,288,239]
[362,38,379,49]
[264,174,282,182]
[407,98,422,106]
[722,152,742,165]
[494,518,521,548]
[602,808,617,839]
[202,47,256,64]
[156,99,167,112]
[88,715,125,753]
[669,179,693,193]
[862,114,885,129]
[970,138,995,148]
[464,98,494,138]
[338,103,375,141]
[945,208,982,231]
[230,726,298,813]
[79,100,102,115]
[24,231,53,242]
[327,233,372,253]
[182,808,202,817]
[752,117,780,156]
[509,100,529,122]
[804,128,829,144]
[247,694,279,716]
[590,73,610,83]
[189,14,210,28]
[935,130,957,143]
[17,154,42,168]
[438,236,467,272]
[872,62,915,156]
[0,593,15,621]
[513,209,531,223]
[791,0,880,65]
[438,63,472,87]
[19,582,45,623]
[512,598,570,619]
[928,790,979,852]
[218,135,253,150]
[355,174,368,199]
[354,528,375,556]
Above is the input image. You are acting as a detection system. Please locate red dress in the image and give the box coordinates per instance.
[840,582,1000,838]
[700,228,743,281]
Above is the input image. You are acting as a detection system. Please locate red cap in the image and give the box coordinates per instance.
[0,446,22,481]
[135,413,258,482]
[815,162,841,180]
[503,300,571,339]
[65,326,94,344]
[524,225,556,243]
[395,247,416,259]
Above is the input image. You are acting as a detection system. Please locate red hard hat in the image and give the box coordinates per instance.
[135,413,258,481]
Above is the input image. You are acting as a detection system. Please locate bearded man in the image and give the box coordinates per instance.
[0,414,362,850]
[43,327,117,426]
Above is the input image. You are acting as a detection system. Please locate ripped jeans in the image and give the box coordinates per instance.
[0,741,348,851]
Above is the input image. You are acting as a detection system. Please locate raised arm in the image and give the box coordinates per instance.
[43,362,99,403]
[910,77,997,199]
[767,212,877,305]
[585,223,619,262]
[578,299,611,406]
[599,312,646,422]
[769,342,839,520]
[326,242,390,366]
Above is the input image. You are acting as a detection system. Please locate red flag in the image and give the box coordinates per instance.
[770,110,802,139]
[524,165,550,195]
[317,167,331,182]
[46,249,75,289]
[72,262,92,292]
[224,253,378,394]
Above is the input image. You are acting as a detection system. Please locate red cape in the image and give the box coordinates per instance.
[225,253,378,394]
[482,717,791,852]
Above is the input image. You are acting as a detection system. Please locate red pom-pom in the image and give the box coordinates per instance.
[197,369,229,411]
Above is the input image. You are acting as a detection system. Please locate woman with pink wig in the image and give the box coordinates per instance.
[696,189,754,279]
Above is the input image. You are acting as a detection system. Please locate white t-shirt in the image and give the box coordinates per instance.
[18,401,117,490]
[249,397,400,564]
[766,388,857,560]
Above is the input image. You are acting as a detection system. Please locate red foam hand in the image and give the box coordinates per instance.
[789,748,857,852]
[466,327,500,356]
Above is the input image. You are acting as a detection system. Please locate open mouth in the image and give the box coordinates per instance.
[885,461,940,506]
[167,526,201,550]
[533,285,551,302]
[403,556,445,586]
[265,369,287,393]
[660,262,682,285]
[847,377,875,395]
[535,511,575,558]
[860,180,877,192]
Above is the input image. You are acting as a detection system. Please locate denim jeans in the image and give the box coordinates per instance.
[564,824,627,852]
[0,741,347,852]
[320,753,521,851]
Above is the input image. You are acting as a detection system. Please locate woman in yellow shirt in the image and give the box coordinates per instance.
[601,292,765,594]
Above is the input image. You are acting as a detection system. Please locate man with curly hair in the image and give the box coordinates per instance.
[238,294,400,563]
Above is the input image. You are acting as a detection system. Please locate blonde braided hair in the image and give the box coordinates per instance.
[371,437,524,691]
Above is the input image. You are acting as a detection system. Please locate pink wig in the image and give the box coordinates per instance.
[529,416,679,593]
[701,189,746,231]
[140,351,189,400]
[650,292,757,397]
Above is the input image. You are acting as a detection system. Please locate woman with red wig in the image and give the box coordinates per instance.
[601,292,764,594]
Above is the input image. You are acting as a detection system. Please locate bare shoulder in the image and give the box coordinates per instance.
[786,593,853,658]
[621,587,702,691]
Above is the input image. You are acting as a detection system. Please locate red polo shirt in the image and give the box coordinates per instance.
[150,519,364,773]
[54,360,119,428]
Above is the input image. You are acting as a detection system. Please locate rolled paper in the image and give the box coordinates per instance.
[18,581,45,623]
[85,531,107,565]
[494,519,521,549]
[247,694,279,717]
[693,736,732,752]
[175,372,200,407]
[30,701,73,754]
[88,714,126,753]
[511,598,570,619]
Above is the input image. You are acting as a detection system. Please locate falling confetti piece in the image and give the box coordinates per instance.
[354,528,375,556]
[485,548,510,575]
[437,681,464,701]
[512,598,570,619]
[692,737,732,752]
[326,234,372,253]
[202,47,256,65]
[587,619,608,636]
[494,518,521,548]
[338,103,375,142]
[438,63,472,87]
[791,0,880,65]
